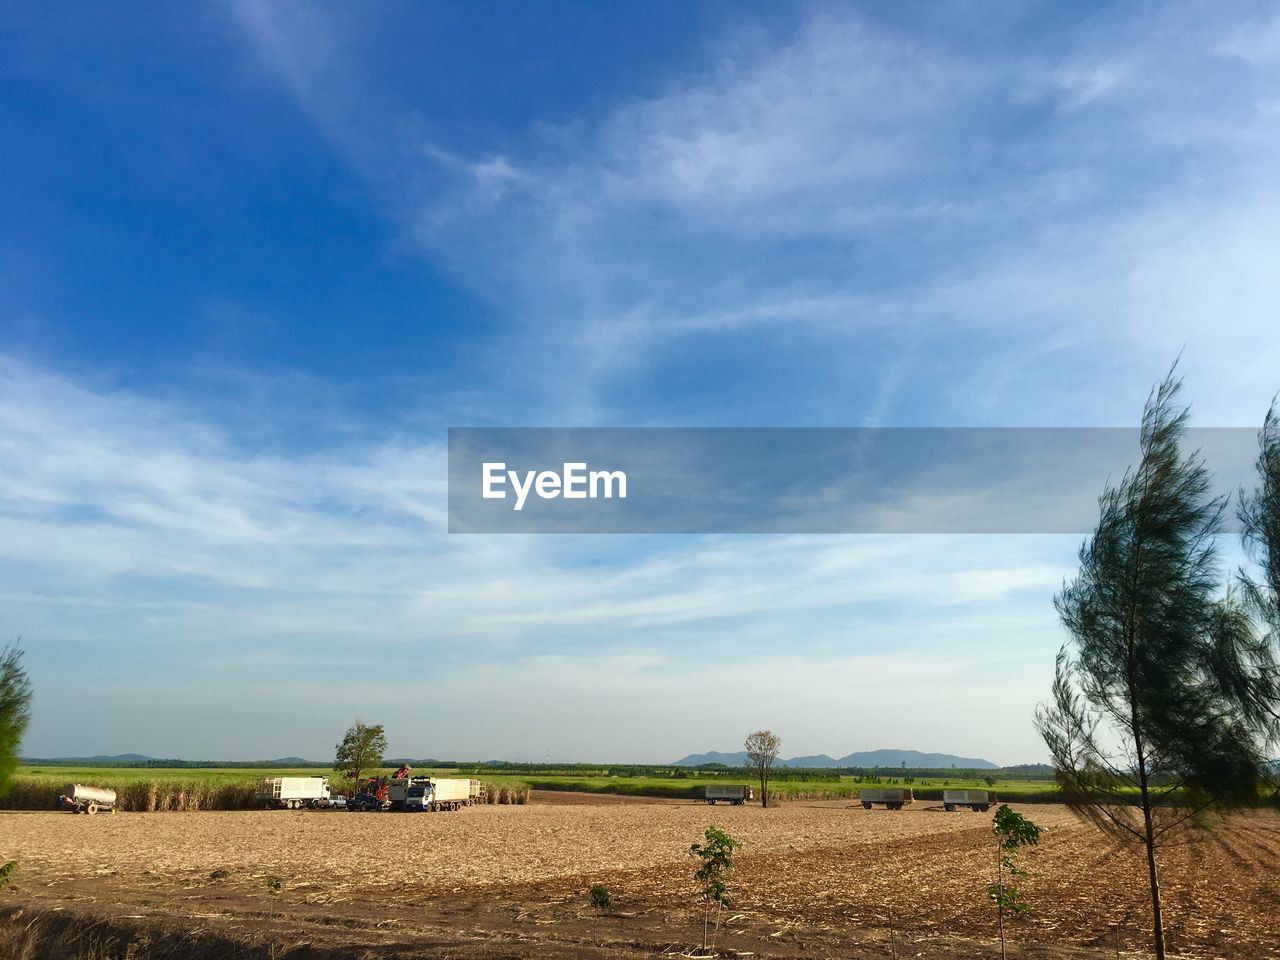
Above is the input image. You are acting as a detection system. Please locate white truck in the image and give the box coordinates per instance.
[858,787,914,810]
[943,789,992,812]
[256,776,331,810]
[404,778,473,812]
[385,776,432,810]
[58,783,117,815]
[704,784,754,805]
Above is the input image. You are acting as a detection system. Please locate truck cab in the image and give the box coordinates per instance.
[403,784,431,811]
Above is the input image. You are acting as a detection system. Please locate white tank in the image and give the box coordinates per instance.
[66,783,117,805]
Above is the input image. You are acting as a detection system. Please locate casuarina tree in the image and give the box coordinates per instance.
[1036,371,1279,960]
[0,644,33,798]
[744,730,781,808]
[1240,403,1280,669]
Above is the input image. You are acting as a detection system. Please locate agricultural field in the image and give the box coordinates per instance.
[5,765,1058,809]
[5,767,531,811]
[2,795,1277,958]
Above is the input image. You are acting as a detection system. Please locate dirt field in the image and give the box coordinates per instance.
[2,799,1278,958]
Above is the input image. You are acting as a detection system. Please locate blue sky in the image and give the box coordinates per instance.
[3,2,1279,764]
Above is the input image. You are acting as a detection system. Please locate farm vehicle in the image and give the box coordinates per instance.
[942,788,993,812]
[858,787,915,810]
[256,777,331,809]
[403,777,472,811]
[704,784,753,805]
[351,776,480,812]
[58,783,117,815]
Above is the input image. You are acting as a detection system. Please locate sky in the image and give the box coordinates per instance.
[2,1,1279,765]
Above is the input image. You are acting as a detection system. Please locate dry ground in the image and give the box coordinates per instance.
[2,799,1277,959]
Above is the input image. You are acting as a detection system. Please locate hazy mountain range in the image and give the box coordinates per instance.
[24,750,1005,770]
[673,749,1000,769]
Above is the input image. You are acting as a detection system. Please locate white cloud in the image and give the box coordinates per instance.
[4,356,1078,762]
[229,3,1280,426]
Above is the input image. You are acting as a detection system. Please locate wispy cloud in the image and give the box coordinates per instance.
[229,3,1280,427]
[4,355,1077,761]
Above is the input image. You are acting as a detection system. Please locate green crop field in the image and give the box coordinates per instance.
[470,772,1060,803]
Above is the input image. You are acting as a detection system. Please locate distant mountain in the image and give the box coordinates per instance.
[835,749,997,769]
[21,754,329,767]
[785,754,840,768]
[22,753,154,764]
[673,751,751,767]
[673,748,999,770]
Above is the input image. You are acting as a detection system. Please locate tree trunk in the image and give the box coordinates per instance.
[993,839,1003,960]
[1144,827,1165,960]
[760,770,768,808]
[1132,725,1165,960]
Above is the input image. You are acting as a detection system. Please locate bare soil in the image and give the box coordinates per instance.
[2,800,1277,958]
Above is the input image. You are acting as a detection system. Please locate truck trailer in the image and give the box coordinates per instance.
[942,789,992,812]
[404,778,473,812]
[858,787,914,810]
[704,784,754,805]
[256,776,331,810]
[58,783,117,815]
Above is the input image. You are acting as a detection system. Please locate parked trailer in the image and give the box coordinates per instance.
[705,785,754,805]
[256,776,331,810]
[943,789,992,812]
[858,787,914,810]
[404,778,473,812]
[58,783,117,815]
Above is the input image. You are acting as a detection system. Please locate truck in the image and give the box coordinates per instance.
[404,778,473,812]
[385,776,432,811]
[942,789,992,812]
[256,776,331,810]
[858,787,914,810]
[704,784,754,805]
[58,783,117,815]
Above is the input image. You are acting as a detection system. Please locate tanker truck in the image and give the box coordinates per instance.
[58,783,117,815]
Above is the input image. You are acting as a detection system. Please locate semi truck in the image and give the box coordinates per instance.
[942,789,992,812]
[858,787,914,810]
[58,783,117,815]
[404,778,473,812]
[256,776,331,810]
[704,784,754,805]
